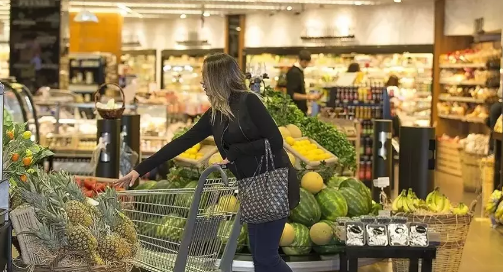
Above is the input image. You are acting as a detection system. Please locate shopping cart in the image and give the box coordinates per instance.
[118,165,242,272]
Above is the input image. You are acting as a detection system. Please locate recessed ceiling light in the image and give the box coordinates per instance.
[394,0,402,2]
[180,14,186,19]
[355,1,362,5]
[286,6,293,11]
[203,11,210,17]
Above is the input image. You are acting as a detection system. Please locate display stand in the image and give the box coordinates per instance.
[372,119,392,201]
[398,127,436,199]
[339,244,438,272]
[95,119,121,178]
[493,131,503,189]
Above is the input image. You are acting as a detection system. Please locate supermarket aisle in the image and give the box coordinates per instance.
[358,171,503,272]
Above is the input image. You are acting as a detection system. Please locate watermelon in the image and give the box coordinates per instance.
[281,223,312,255]
[289,188,321,226]
[218,220,248,253]
[315,188,348,220]
[339,187,371,217]
[312,220,344,255]
[152,180,171,189]
[155,214,187,241]
[326,176,349,188]
[134,180,157,190]
[339,178,372,210]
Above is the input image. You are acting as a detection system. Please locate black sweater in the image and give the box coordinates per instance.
[286,66,307,114]
[135,92,300,209]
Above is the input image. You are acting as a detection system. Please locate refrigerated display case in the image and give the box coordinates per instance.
[1,79,40,142]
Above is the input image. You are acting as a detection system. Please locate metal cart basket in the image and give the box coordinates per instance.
[118,165,242,272]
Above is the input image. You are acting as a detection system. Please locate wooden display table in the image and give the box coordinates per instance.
[339,243,438,272]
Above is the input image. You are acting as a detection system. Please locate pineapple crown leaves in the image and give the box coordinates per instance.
[29,223,67,251]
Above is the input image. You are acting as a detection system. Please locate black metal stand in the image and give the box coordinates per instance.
[96,119,121,178]
[339,245,437,272]
[371,120,392,202]
[398,127,436,199]
[121,114,141,162]
[494,132,503,189]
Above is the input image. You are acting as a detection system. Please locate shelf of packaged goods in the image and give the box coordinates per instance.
[439,80,486,86]
[439,63,487,69]
[438,114,486,123]
[438,95,485,103]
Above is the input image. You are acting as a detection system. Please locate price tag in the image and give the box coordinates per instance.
[378,210,391,217]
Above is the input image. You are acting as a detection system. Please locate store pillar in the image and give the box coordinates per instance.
[398,127,436,199]
[96,119,121,178]
[225,15,245,69]
[121,114,141,162]
[371,120,392,202]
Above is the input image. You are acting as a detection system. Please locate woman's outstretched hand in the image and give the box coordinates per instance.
[115,170,140,188]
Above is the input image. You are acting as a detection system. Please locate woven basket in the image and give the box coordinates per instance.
[460,151,485,192]
[13,258,133,272]
[94,83,125,119]
[392,201,476,272]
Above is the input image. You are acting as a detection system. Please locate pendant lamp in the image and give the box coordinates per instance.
[74,9,99,23]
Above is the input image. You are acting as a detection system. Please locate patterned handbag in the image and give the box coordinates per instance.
[237,139,290,224]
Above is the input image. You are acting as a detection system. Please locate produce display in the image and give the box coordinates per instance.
[263,87,356,171]
[74,177,125,198]
[486,189,503,226]
[391,188,469,215]
[284,136,337,168]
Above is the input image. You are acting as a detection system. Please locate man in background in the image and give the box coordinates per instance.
[286,50,322,115]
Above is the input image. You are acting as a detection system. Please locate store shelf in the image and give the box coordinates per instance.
[439,80,486,86]
[438,114,486,123]
[438,94,485,103]
[439,63,486,69]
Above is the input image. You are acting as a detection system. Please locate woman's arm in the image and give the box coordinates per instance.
[226,93,283,161]
[134,111,212,176]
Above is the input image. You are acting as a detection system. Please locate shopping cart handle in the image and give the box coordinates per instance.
[201,164,230,186]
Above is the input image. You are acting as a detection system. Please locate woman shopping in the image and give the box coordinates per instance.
[116,53,299,272]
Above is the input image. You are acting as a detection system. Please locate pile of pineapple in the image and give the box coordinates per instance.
[14,169,138,267]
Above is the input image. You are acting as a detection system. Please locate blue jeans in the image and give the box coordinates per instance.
[247,218,292,272]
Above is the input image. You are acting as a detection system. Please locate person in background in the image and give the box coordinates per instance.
[487,88,502,153]
[386,75,400,137]
[286,50,322,115]
[116,53,297,272]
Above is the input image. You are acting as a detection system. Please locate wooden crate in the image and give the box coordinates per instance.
[173,145,218,168]
[436,140,462,177]
[284,137,338,169]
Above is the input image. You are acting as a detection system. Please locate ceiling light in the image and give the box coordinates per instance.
[203,11,210,17]
[180,14,187,19]
[286,6,293,10]
[73,9,99,23]
[354,1,362,5]
[394,0,401,2]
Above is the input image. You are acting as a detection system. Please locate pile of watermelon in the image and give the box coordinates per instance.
[281,173,382,256]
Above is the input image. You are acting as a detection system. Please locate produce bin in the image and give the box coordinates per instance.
[460,150,485,192]
[481,155,494,216]
[436,141,462,177]
[392,201,476,272]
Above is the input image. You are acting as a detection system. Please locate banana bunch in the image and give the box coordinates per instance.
[392,189,419,213]
[494,200,503,223]
[451,203,469,215]
[425,187,451,213]
[485,190,502,215]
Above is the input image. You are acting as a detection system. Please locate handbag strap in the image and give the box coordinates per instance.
[252,139,276,176]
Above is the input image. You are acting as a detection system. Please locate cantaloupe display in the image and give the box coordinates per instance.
[279,223,296,246]
[301,171,324,194]
[278,126,292,138]
[286,124,302,138]
[208,153,223,165]
[309,221,334,246]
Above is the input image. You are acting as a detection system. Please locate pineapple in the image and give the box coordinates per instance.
[66,224,98,253]
[98,233,133,262]
[65,200,93,227]
[98,189,139,245]
[114,212,138,245]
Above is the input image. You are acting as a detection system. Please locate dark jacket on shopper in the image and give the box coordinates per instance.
[286,66,308,114]
[135,92,300,209]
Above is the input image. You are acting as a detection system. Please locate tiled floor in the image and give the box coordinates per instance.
[357,171,503,272]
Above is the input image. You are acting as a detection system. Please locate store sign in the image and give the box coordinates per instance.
[9,0,61,91]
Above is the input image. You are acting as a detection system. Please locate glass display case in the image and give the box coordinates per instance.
[2,79,40,141]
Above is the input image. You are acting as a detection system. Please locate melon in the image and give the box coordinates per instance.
[289,188,321,226]
[286,124,302,138]
[134,180,157,190]
[278,126,292,138]
[218,195,239,212]
[312,220,344,255]
[279,223,295,246]
[326,176,349,189]
[339,178,372,212]
[208,153,223,165]
[315,188,348,220]
[309,221,333,246]
[301,171,324,194]
[281,223,312,256]
[218,220,248,253]
[287,152,296,165]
